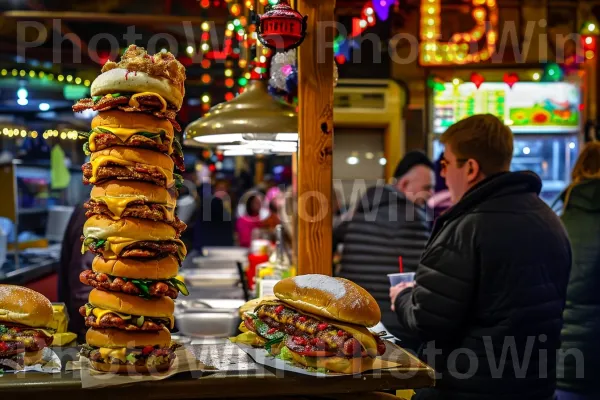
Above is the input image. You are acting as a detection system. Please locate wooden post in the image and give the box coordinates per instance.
[297,0,335,276]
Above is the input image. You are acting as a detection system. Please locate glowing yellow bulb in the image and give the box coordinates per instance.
[428,19,434,26]
[1,69,6,76]
[75,77,82,84]
[11,69,17,76]
[28,71,35,78]
[38,71,45,78]
[259,55,267,63]
[225,69,233,77]
[427,32,434,39]
[532,72,541,81]
[452,78,460,85]
[31,131,38,139]
[66,75,73,82]
[19,70,26,77]
[58,75,64,82]
[84,80,91,86]
[201,22,210,32]
[202,95,210,103]
[245,72,251,79]
[20,130,26,138]
[586,50,595,60]
[60,132,67,140]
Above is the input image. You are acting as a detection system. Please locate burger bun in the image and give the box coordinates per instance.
[86,327,172,349]
[274,275,381,327]
[92,255,179,281]
[91,68,183,110]
[89,358,174,374]
[0,285,53,328]
[88,289,174,320]
[289,351,375,374]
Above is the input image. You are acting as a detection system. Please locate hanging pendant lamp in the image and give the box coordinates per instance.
[184,79,297,146]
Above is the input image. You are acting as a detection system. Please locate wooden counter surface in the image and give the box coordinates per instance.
[0,343,435,399]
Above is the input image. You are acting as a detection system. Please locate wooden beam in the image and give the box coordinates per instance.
[297,0,335,276]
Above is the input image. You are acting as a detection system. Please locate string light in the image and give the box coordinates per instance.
[201,74,212,84]
[1,69,6,76]
[201,94,211,103]
[419,0,498,66]
[201,22,210,32]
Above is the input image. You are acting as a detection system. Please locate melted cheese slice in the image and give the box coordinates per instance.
[129,92,168,112]
[88,236,185,262]
[89,127,172,154]
[98,347,127,363]
[94,195,175,221]
[92,307,132,321]
[89,155,174,187]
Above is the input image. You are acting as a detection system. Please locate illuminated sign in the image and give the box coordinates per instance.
[420,0,499,65]
[433,82,581,133]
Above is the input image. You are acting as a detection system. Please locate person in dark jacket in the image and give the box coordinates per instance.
[556,142,600,400]
[58,203,94,339]
[391,115,572,400]
[337,151,435,350]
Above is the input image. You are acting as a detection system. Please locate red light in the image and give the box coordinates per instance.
[579,104,585,112]
[201,74,211,84]
[225,92,235,101]
[213,0,220,6]
[202,103,211,111]
[202,32,210,41]
[335,54,346,64]
[231,4,241,16]
[209,164,216,172]
[200,0,210,8]
[201,59,211,68]
[225,78,234,88]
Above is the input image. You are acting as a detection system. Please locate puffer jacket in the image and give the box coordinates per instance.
[336,185,431,346]
[395,171,572,400]
[557,179,600,395]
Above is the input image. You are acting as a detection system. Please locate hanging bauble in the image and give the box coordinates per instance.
[269,49,297,91]
[258,0,308,52]
[285,66,298,94]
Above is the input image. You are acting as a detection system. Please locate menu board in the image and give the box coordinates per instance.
[433,82,581,134]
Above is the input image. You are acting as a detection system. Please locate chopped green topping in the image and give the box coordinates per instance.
[126,353,137,363]
[254,319,284,340]
[135,315,145,327]
[132,280,150,297]
[274,344,294,361]
[0,325,7,335]
[92,95,102,103]
[169,278,189,296]
[82,142,91,156]
[264,336,284,353]
[174,174,184,189]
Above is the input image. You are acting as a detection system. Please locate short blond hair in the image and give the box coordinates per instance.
[441,114,513,176]
[572,142,600,182]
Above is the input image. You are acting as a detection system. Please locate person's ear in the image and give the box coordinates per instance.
[398,177,409,192]
[466,159,481,183]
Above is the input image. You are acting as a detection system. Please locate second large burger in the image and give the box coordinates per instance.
[235,275,387,374]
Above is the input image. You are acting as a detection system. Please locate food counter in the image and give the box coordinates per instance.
[0,342,435,399]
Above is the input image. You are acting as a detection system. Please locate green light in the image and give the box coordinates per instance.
[268,0,278,4]
[238,77,248,86]
[233,19,241,26]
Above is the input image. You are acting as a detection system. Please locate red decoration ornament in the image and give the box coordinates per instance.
[209,164,217,172]
[470,72,485,89]
[258,0,307,52]
[503,73,519,89]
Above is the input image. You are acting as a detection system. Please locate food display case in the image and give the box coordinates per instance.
[431,81,581,203]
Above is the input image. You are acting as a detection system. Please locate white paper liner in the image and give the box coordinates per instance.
[0,347,61,375]
[234,339,406,377]
[77,345,206,388]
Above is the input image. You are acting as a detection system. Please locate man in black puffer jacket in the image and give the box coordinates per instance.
[392,115,572,400]
[337,151,434,350]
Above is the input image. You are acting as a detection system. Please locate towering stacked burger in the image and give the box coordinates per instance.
[74,45,189,373]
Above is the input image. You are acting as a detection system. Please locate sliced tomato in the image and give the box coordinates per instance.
[243,317,256,333]
[297,350,336,357]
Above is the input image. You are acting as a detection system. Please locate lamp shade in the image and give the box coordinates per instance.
[184,80,298,147]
